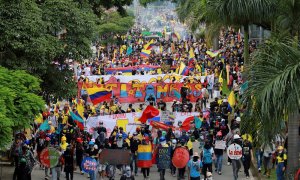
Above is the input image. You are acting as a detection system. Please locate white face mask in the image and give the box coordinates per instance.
[278,150,283,154]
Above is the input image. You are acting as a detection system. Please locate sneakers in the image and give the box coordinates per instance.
[258,168,261,173]
[218,171,222,175]
[227,162,231,166]
[246,176,249,179]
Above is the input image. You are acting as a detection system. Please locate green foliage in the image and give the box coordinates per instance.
[0,0,97,101]
[242,36,300,142]
[98,12,134,44]
[0,66,45,147]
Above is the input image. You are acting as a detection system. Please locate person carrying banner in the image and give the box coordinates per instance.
[156,137,171,180]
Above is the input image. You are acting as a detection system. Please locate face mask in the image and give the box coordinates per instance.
[278,151,283,154]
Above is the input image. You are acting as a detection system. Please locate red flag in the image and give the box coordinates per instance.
[181,116,194,131]
[139,105,159,123]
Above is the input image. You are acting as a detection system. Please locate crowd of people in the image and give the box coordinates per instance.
[9,26,288,180]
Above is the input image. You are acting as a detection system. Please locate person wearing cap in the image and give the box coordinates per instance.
[187,152,203,180]
[116,127,128,140]
[156,136,171,180]
[170,139,177,177]
[214,131,224,175]
[75,138,84,175]
[231,134,242,180]
[242,137,254,179]
[129,132,141,176]
[85,141,98,180]
[275,146,287,180]
[96,121,107,146]
[63,145,74,180]
[201,140,215,180]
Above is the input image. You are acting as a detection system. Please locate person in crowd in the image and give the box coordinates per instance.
[231,134,243,180]
[214,131,224,175]
[201,141,214,180]
[262,142,275,178]
[63,145,74,180]
[275,146,287,180]
[187,152,203,180]
[130,132,141,176]
[242,137,254,179]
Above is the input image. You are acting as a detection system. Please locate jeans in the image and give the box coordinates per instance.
[89,170,96,180]
[65,171,73,180]
[142,168,149,178]
[51,167,61,180]
[178,167,185,178]
[242,156,251,177]
[130,154,138,174]
[255,150,263,169]
[202,163,212,179]
[159,169,166,180]
[232,159,241,180]
[215,154,223,172]
[208,89,213,99]
[190,177,200,180]
[276,162,285,180]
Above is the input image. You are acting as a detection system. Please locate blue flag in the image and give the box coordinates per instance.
[194,116,202,129]
[39,120,50,131]
[173,90,181,99]
[126,46,133,55]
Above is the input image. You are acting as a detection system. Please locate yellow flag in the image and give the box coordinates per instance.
[228,91,236,107]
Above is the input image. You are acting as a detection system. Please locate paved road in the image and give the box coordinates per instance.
[1,142,254,180]
[1,102,255,180]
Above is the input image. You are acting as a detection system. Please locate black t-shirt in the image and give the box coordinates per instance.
[242,142,252,157]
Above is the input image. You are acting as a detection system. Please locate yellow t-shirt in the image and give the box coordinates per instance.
[62,114,68,124]
[110,105,117,113]
[277,153,287,163]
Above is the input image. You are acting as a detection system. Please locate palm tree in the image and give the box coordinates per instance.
[176,0,222,49]
[207,0,276,65]
[277,0,300,41]
[243,36,300,174]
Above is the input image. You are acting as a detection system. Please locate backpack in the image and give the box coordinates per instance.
[203,148,212,164]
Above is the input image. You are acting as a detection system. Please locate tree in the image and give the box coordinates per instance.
[0,0,97,101]
[97,11,134,44]
[243,36,300,174]
[0,66,45,148]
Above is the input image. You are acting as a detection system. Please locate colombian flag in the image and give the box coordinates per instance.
[86,87,112,105]
[70,111,84,130]
[206,50,220,58]
[137,144,152,168]
[179,62,189,76]
[144,39,155,50]
[140,50,151,58]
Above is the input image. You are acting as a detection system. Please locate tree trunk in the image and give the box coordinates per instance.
[243,24,250,66]
[287,111,300,175]
[212,35,219,50]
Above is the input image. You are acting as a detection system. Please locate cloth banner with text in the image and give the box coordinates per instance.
[86,112,199,138]
[79,82,207,103]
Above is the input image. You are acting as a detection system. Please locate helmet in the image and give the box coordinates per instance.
[278,146,284,150]
[20,158,27,163]
[88,141,94,145]
[61,136,67,141]
[233,134,241,139]
[159,137,166,142]
[24,140,30,145]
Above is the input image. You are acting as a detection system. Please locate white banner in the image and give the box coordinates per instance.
[86,112,199,138]
[85,74,209,83]
[215,140,226,150]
